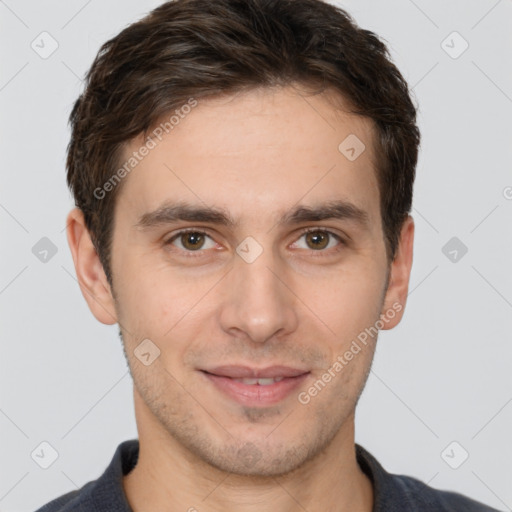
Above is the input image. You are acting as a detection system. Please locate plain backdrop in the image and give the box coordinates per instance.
[1,1,511,511]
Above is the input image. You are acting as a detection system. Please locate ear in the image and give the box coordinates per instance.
[66,207,118,325]
[380,215,414,330]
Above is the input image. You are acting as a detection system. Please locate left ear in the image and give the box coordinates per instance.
[380,215,414,330]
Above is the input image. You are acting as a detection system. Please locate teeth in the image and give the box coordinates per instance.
[233,376,285,385]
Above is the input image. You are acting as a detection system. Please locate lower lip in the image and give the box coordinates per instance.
[201,371,310,407]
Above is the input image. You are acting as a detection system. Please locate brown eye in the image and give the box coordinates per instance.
[166,230,216,253]
[291,229,344,255]
[180,232,206,250]
[304,231,330,250]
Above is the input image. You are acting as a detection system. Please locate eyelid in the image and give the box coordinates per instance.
[164,227,218,257]
[298,226,346,240]
[164,226,346,256]
[291,227,346,255]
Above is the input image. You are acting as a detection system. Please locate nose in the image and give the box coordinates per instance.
[218,244,299,344]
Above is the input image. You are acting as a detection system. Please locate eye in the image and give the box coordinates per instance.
[164,227,345,259]
[291,228,344,254]
[165,229,217,254]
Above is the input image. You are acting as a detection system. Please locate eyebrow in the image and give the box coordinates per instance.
[134,199,370,231]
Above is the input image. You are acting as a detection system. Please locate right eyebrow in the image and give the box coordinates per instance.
[134,201,237,230]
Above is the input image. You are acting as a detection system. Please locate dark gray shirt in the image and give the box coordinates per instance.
[34,439,500,511]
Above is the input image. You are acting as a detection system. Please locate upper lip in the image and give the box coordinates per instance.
[202,365,310,379]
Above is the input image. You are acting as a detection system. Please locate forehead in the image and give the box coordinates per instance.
[115,85,381,230]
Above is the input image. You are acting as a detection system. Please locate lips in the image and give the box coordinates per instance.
[200,365,311,406]
[232,377,284,385]
[202,365,309,379]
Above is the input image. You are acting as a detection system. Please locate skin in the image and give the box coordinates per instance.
[67,84,414,512]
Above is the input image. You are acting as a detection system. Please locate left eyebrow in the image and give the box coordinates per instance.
[134,199,370,231]
[278,200,370,229]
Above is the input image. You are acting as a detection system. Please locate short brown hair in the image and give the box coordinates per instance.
[67,0,420,285]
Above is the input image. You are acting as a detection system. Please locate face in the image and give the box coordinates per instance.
[69,85,413,477]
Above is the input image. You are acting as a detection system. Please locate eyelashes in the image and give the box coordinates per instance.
[164,227,346,259]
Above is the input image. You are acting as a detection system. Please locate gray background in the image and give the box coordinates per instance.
[1,0,511,511]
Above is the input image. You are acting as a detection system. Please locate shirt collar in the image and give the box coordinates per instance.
[89,439,405,512]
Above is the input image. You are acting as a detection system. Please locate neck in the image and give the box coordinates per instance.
[123,389,373,512]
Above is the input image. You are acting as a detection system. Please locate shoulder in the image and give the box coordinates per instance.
[355,444,501,511]
[392,473,501,511]
[33,483,95,512]
[33,439,139,512]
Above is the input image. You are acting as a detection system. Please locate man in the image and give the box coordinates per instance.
[35,0,500,510]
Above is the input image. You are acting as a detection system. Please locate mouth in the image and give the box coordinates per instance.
[199,365,311,406]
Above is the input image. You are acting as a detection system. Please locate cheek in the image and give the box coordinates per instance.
[298,265,385,336]
[114,253,177,322]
